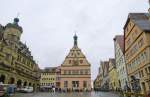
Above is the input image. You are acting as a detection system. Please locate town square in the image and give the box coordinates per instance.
[0,0,150,97]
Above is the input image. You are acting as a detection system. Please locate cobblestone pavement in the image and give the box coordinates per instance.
[12,92,120,97]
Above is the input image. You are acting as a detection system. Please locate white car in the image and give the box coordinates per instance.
[20,86,33,93]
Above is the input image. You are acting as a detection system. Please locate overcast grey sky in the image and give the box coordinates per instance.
[0,0,149,80]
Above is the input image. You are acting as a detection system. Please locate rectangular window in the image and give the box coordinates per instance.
[5,54,11,61]
[64,81,68,87]
[72,81,79,87]
[141,70,144,77]
[148,66,150,73]
[74,70,78,74]
[85,70,88,74]
[139,71,141,78]
[69,60,71,64]
[77,52,80,55]
[145,68,148,75]
[127,38,131,46]
[68,70,71,74]
[114,82,116,86]
[83,81,87,88]
[64,70,67,75]
[80,70,83,75]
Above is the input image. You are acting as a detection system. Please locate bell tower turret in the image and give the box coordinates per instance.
[73,33,78,47]
[3,17,23,42]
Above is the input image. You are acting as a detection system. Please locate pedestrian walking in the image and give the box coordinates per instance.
[7,84,15,96]
[52,87,55,93]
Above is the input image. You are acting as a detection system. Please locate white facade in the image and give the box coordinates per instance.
[114,39,128,90]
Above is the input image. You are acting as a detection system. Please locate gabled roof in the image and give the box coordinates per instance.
[109,58,115,65]
[41,67,57,73]
[109,58,116,68]
[134,20,150,32]
[100,61,109,76]
[114,35,124,52]
[124,13,150,32]
[61,35,90,66]
[18,41,33,59]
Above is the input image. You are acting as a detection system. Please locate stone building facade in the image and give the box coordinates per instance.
[0,18,40,90]
[124,13,150,94]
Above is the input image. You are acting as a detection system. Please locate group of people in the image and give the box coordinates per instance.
[0,82,16,96]
[123,81,150,97]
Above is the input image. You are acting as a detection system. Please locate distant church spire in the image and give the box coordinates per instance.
[73,33,78,46]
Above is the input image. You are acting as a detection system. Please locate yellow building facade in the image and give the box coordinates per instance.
[0,18,40,90]
[108,58,119,91]
[124,13,150,94]
[40,67,57,91]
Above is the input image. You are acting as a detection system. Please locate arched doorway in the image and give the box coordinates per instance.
[118,80,121,88]
[33,84,35,91]
[23,81,27,86]
[29,82,32,86]
[0,75,5,83]
[9,77,15,84]
[17,80,22,88]
[141,82,146,95]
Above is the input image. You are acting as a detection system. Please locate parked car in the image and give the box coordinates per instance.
[20,86,33,93]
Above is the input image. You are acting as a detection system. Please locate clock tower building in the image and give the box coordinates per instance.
[60,34,91,91]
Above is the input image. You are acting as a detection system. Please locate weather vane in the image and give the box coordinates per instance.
[13,12,20,24]
[74,30,77,35]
